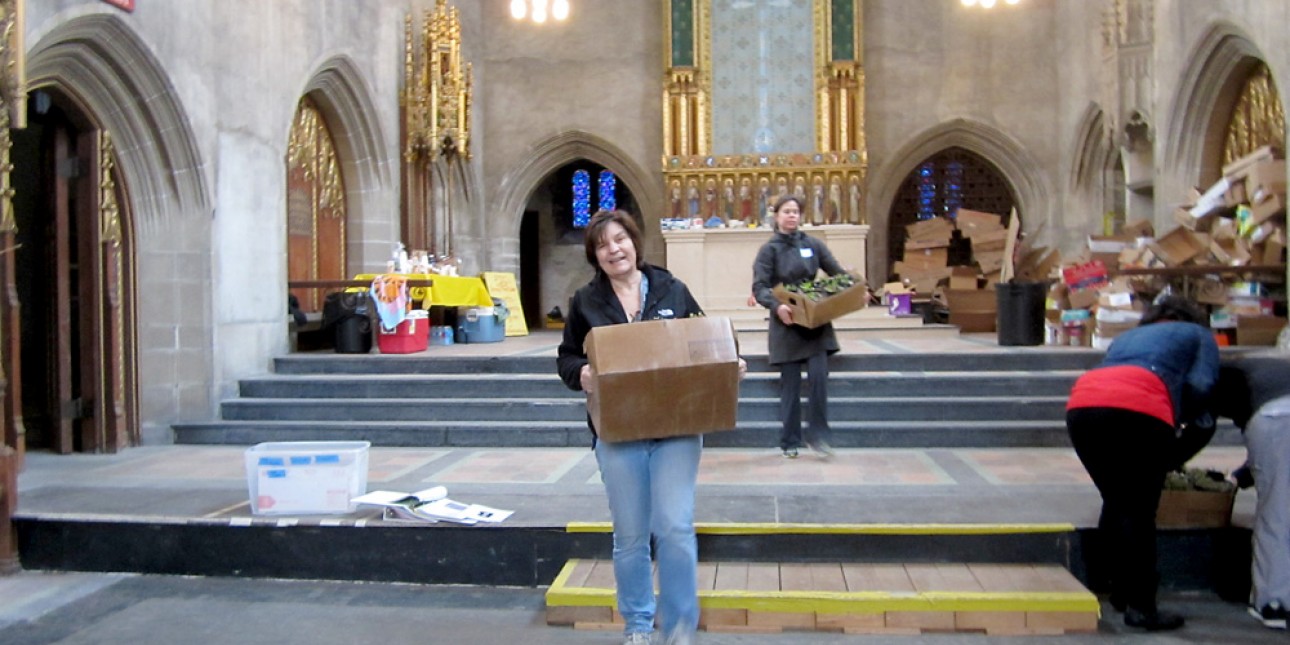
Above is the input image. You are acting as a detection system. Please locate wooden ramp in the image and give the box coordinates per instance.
[546,559,1099,636]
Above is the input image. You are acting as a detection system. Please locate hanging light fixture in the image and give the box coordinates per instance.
[511,0,569,23]
[961,0,1021,7]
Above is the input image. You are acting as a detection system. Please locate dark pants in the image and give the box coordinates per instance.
[1067,407,1175,612]
[779,352,831,450]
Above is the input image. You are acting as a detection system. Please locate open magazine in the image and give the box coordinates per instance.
[351,487,513,524]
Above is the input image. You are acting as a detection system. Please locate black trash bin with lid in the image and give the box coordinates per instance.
[323,291,374,354]
[995,281,1048,346]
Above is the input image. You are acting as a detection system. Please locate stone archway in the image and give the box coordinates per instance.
[490,132,662,328]
[1160,24,1272,198]
[866,120,1049,283]
[299,56,395,274]
[493,131,664,271]
[25,14,211,445]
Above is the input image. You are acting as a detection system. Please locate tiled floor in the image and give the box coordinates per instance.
[16,444,1253,529]
[12,328,1252,527]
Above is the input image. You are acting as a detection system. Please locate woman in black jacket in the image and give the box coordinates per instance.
[557,210,744,645]
[751,195,846,458]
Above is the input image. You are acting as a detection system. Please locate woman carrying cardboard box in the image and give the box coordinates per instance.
[557,209,746,645]
[752,195,847,459]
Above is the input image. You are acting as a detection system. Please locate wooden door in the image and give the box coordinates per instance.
[13,92,135,453]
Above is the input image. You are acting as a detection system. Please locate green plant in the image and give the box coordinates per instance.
[1163,468,1235,493]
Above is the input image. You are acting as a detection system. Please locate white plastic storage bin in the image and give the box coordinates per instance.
[244,441,370,515]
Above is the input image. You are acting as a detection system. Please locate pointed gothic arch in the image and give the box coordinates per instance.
[494,131,663,248]
[866,119,1049,282]
[299,55,395,271]
[1161,23,1272,186]
[25,14,211,445]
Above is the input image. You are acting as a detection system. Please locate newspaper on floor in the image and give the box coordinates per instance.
[351,487,513,524]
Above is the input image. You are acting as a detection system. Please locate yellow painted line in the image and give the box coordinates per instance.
[545,558,580,597]
[545,586,1099,614]
[565,522,1076,535]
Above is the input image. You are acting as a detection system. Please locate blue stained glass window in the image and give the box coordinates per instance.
[945,162,964,218]
[572,170,591,229]
[917,162,936,220]
[598,170,617,212]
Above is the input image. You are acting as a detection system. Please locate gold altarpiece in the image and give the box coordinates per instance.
[662,0,867,227]
[402,0,472,257]
[662,0,869,324]
[1222,63,1286,168]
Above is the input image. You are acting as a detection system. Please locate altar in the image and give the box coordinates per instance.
[663,224,870,329]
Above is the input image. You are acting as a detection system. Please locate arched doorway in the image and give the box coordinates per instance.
[887,146,1016,278]
[11,88,137,454]
[518,160,639,331]
[287,96,349,313]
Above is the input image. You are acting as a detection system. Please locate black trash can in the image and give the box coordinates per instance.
[995,281,1048,346]
[323,291,374,354]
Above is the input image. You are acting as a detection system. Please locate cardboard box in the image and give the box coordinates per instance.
[1245,159,1287,203]
[1173,205,1215,233]
[905,216,955,242]
[950,310,995,333]
[902,246,949,269]
[955,209,1004,237]
[1121,219,1155,238]
[1156,490,1235,529]
[948,266,979,290]
[773,273,868,329]
[1061,260,1109,290]
[244,441,370,515]
[1249,193,1285,227]
[585,317,740,442]
[1148,227,1208,266]
[1209,237,1251,266]
[1222,144,1279,180]
[1235,315,1285,346]
[944,288,997,313]
[1258,227,1286,265]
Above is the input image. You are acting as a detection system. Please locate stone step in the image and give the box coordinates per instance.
[546,558,1099,635]
[217,396,1072,423]
[236,371,1084,399]
[271,351,1105,375]
[171,418,1245,448]
[171,419,1078,448]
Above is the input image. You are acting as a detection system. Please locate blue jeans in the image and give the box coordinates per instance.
[594,435,702,637]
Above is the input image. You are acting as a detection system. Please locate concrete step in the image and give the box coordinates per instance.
[216,396,1072,423]
[271,351,1105,375]
[236,371,1084,399]
[546,558,1099,635]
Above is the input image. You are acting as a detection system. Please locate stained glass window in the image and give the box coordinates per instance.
[572,169,591,229]
[598,170,617,212]
[890,147,1015,269]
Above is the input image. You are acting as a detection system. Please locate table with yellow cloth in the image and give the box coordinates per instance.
[353,273,493,309]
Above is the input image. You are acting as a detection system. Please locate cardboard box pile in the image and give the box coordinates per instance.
[895,216,954,293]
[585,317,740,442]
[1047,146,1287,347]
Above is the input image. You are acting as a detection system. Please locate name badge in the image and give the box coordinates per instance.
[799,248,814,258]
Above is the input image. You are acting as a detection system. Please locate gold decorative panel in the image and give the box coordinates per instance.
[1223,63,1286,167]
[663,0,866,225]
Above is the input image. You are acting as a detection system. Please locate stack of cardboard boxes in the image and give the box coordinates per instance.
[894,216,955,294]
[893,209,1063,334]
[1048,145,1286,347]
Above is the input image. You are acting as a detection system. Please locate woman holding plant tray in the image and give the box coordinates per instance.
[751,195,849,459]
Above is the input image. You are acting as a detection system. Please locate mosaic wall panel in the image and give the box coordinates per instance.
[711,0,815,155]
